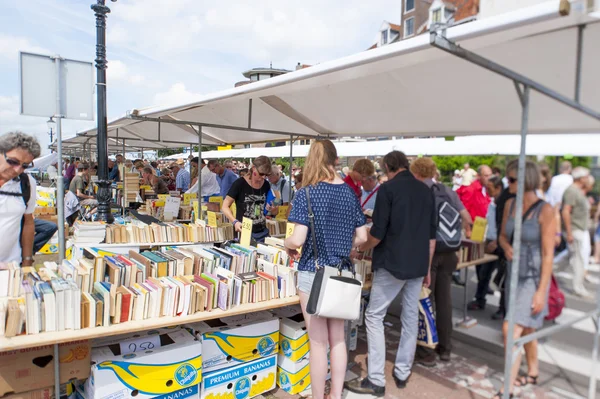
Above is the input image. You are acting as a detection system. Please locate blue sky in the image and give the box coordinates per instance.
[0,0,400,154]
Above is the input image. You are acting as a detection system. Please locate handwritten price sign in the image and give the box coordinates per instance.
[119,335,161,355]
[240,217,253,247]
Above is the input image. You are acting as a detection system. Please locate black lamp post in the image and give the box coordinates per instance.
[91,0,115,223]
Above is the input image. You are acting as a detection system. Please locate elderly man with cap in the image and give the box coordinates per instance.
[170,160,190,192]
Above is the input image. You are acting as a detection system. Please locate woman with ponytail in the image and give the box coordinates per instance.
[285,139,368,399]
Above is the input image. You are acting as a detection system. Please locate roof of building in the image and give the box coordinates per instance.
[447,0,479,21]
[242,67,292,79]
[388,22,401,32]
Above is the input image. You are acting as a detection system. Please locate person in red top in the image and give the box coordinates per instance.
[344,159,375,198]
[457,165,493,220]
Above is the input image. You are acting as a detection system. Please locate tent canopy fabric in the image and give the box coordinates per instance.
[160,134,600,160]
[136,1,599,144]
[69,1,599,149]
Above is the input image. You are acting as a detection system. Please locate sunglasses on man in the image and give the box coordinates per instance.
[3,153,33,170]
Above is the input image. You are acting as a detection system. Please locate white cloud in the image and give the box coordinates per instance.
[0,34,48,61]
[152,83,202,108]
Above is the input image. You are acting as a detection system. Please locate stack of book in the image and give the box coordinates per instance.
[123,172,139,207]
[104,221,234,244]
[0,241,300,336]
[266,219,287,236]
[458,239,486,263]
[73,221,106,244]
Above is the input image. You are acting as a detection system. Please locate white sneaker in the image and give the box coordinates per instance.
[585,275,600,284]
[574,288,594,299]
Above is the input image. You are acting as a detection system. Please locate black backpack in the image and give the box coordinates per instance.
[431,183,462,253]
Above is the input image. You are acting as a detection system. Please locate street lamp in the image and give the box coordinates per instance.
[91,0,115,223]
[46,117,56,147]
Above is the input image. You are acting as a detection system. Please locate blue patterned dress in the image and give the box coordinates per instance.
[288,182,366,294]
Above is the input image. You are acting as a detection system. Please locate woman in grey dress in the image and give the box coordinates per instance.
[496,161,556,398]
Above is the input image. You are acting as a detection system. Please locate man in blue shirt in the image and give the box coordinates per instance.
[169,162,190,192]
[208,160,238,198]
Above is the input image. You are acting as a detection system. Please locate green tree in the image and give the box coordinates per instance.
[431,155,499,183]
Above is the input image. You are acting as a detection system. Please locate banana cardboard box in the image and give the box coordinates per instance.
[0,340,91,396]
[85,328,202,399]
[276,354,330,396]
[186,314,279,373]
[278,314,309,362]
[200,354,277,399]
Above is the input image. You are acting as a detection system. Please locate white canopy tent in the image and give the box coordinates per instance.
[160,134,600,160]
[129,2,599,141]
[63,1,600,150]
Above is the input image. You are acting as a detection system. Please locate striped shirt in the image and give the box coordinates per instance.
[175,168,191,192]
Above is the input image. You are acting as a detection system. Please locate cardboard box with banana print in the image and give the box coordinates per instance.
[85,328,202,399]
[201,355,277,399]
[186,313,279,374]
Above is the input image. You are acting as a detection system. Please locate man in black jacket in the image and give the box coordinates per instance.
[345,151,436,396]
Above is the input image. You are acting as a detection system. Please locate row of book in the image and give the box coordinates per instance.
[266,219,287,236]
[73,221,107,244]
[458,239,486,263]
[0,239,299,336]
[104,220,234,244]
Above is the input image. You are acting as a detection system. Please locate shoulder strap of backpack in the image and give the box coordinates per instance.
[19,173,31,206]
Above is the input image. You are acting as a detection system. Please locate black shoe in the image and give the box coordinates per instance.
[439,352,451,362]
[491,310,505,320]
[467,300,486,311]
[393,373,410,389]
[344,378,385,397]
[415,350,437,367]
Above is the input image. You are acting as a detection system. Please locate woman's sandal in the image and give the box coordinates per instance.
[515,374,538,387]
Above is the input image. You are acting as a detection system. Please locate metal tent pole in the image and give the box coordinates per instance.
[503,84,530,399]
[289,136,294,202]
[198,126,202,206]
[589,292,600,398]
[53,56,65,265]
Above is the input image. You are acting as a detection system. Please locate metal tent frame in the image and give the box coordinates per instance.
[124,23,600,399]
[429,27,600,398]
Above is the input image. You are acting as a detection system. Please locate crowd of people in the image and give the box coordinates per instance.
[3,131,600,399]
[281,141,599,399]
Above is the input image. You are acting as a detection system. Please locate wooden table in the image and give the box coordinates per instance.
[455,254,499,328]
[0,296,300,352]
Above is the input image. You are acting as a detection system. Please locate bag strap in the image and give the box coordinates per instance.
[510,199,544,244]
[306,187,320,270]
[361,185,380,209]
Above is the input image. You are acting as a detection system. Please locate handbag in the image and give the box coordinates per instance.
[304,187,363,320]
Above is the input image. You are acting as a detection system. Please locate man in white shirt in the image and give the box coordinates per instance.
[546,161,573,207]
[186,159,221,200]
[0,132,41,266]
[460,163,477,186]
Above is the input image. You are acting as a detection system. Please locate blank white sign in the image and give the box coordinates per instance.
[20,52,94,121]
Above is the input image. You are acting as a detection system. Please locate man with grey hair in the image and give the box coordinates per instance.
[0,132,41,266]
[267,165,292,206]
[559,166,592,297]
